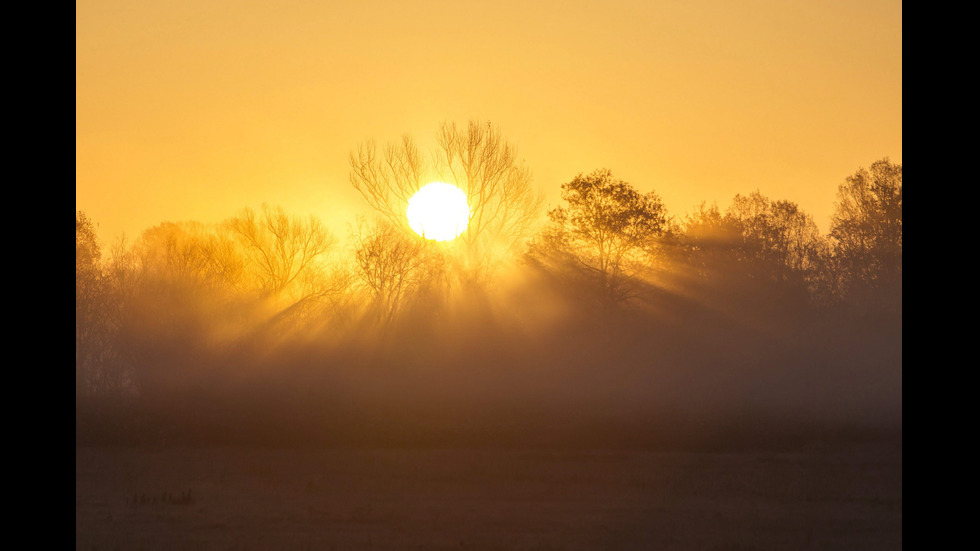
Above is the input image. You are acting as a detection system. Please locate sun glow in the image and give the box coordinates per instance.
[406,182,470,241]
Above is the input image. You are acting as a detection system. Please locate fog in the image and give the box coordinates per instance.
[77,158,901,450]
[77,241,900,450]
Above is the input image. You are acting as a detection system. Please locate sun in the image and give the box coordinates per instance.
[406,182,470,241]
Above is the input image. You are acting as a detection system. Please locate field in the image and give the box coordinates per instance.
[76,439,901,550]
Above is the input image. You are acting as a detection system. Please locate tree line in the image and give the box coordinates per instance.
[77,120,901,404]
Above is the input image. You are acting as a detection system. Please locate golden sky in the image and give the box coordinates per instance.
[76,0,901,243]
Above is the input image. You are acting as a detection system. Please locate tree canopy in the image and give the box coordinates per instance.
[830,158,902,305]
[75,155,902,408]
[544,169,669,302]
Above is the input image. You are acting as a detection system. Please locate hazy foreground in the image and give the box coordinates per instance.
[76,438,900,551]
[77,155,901,549]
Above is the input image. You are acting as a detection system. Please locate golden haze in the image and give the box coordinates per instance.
[76,0,901,242]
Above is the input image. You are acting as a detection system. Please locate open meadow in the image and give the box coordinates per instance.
[76,438,901,551]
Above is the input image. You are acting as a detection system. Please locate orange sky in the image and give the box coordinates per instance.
[76,0,901,244]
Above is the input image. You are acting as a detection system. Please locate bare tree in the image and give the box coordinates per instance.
[349,120,544,278]
[106,221,240,396]
[107,211,348,396]
[435,121,544,266]
[226,204,337,299]
[349,136,428,231]
[132,221,247,294]
[352,218,436,324]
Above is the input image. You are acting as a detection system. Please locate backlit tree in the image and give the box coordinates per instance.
[544,169,669,302]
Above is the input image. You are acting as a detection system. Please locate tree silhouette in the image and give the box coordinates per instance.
[726,191,827,287]
[131,221,247,295]
[829,158,902,307]
[349,120,544,278]
[112,221,241,396]
[226,204,338,300]
[679,193,830,313]
[352,218,438,325]
[678,201,741,280]
[544,169,669,303]
[105,210,349,396]
[77,211,106,395]
[76,212,130,396]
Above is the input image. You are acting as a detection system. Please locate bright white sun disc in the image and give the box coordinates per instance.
[406,182,470,241]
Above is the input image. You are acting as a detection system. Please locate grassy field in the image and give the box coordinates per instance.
[76,440,901,551]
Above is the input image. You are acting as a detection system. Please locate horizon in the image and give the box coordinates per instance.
[76,0,901,244]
